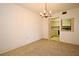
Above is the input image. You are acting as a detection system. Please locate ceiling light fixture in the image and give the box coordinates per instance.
[40,3,51,18]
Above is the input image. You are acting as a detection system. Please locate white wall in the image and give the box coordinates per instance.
[53,8,79,45]
[0,4,42,53]
[42,18,49,39]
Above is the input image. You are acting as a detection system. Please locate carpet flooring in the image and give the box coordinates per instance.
[0,39,79,56]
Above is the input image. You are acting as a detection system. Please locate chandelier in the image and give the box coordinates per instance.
[40,3,51,18]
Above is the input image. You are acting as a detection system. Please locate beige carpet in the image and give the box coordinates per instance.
[0,39,79,56]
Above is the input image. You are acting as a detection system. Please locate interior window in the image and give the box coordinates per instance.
[61,18,74,31]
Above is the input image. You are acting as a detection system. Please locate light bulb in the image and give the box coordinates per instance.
[44,10,46,13]
[40,12,43,16]
[49,10,51,14]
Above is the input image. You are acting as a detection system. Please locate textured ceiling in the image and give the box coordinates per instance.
[17,3,79,14]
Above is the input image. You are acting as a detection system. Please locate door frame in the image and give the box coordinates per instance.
[48,17,61,41]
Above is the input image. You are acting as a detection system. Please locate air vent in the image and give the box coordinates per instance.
[62,11,67,14]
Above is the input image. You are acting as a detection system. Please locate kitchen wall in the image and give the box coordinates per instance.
[52,8,79,45]
[0,4,42,54]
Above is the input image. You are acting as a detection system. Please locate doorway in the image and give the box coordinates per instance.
[49,17,60,41]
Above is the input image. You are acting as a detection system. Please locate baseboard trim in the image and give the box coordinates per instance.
[0,38,42,54]
[43,38,79,46]
[61,41,79,46]
[0,49,12,55]
[41,38,48,40]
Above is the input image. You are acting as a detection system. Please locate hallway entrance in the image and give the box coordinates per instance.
[49,17,61,41]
